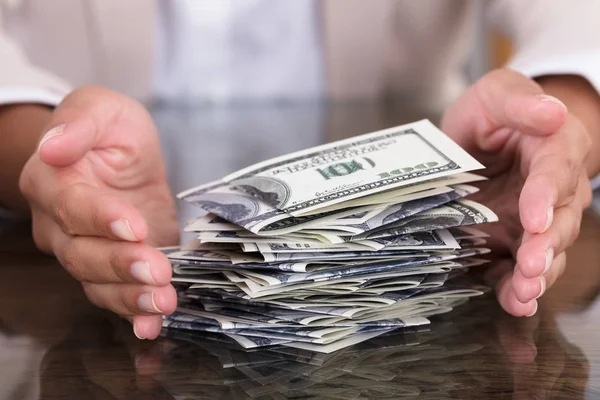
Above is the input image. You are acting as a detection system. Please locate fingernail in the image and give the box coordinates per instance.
[131,261,157,285]
[37,124,66,152]
[544,248,554,274]
[525,301,538,317]
[537,94,567,110]
[138,292,163,313]
[133,322,146,340]
[536,276,546,299]
[542,207,553,233]
[110,219,137,241]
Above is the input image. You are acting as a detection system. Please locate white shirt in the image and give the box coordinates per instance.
[153,0,323,104]
[1,1,600,106]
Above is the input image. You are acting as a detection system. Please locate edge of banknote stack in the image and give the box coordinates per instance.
[159,119,498,354]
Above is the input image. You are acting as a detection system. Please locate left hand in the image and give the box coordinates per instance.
[441,69,593,317]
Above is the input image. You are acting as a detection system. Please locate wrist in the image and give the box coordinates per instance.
[536,74,600,177]
[0,104,53,212]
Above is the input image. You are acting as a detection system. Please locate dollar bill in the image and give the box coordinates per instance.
[181,184,393,236]
[247,229,459,256]
[179,120,483,217]
[162,320,359,344]
[198,230,325,245]
[257,184,477,236]
[180,238,241,251]
[316,184,478,235]
[301,172,486,216]
[184,214,240,232]
[356,200,498,240]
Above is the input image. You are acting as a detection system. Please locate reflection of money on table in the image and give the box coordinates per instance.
[160,119,498,353]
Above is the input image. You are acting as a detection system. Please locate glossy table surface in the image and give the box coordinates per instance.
[1,102,600,399]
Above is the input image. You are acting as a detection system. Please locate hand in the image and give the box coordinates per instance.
[441,69,593,317]
[19,85,179,339]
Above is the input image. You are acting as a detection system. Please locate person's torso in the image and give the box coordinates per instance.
[0,0,476,107]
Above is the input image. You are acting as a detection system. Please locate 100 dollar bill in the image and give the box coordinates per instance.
[179,120,483,217]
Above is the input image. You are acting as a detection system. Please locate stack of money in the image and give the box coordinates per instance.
[161,119,498,353]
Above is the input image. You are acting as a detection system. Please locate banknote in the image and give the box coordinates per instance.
[315,184,478,235]
[179,120,483,216]
[301,172,487,215]
[179,238,241,251]
[184,214,240,232]
[181,184,393,235]
[198,230,325,245]
[162,320,358,344]
[356,199,498,240]
[247,229,459,256]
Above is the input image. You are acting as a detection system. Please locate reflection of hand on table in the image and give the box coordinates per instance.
[494,301,589,400]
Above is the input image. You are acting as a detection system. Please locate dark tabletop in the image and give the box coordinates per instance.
[1,102,599,399]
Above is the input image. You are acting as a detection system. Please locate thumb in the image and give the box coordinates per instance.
[37,115,97,167]
[441,69,568,154]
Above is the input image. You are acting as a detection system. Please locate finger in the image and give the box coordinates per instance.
[542,252,567,289]
[512,252,566,303]
[132,315,164,341]
[517,201,582,279]
[519,117,590,233]
[441,69,567,152]
[51,182,148,241]
[37,86,131,167]
[496,271,538,317]
[38,86,159,172]
[37,116,98,167]
[82,282,177,317]
[54,235,172,285]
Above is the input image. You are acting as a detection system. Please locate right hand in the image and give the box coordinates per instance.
[19,85,179,339]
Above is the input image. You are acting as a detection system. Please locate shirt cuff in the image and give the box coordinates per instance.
[508,50,600,97]
[0,85,66,107]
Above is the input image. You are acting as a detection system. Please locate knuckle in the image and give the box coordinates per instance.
[121,290,138,315]
[60,239,85,281]
[54,191,73,235]
[108,248,128,282]
[54,183,87,235]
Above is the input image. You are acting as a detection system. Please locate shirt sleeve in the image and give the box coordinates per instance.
[0,9,71,107]
[0,85,65,107]
[485,0,600,93]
